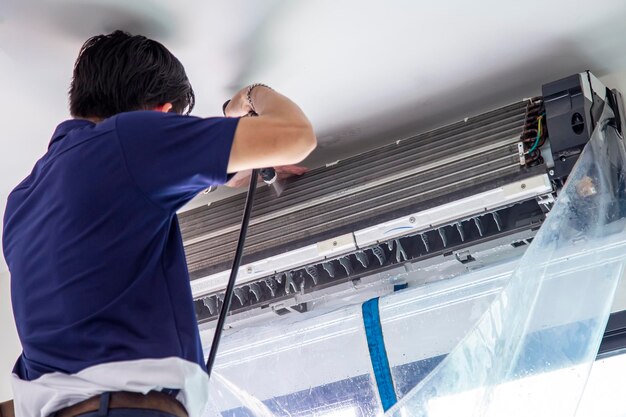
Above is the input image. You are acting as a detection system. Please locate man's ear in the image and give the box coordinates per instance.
[156,103,173,113]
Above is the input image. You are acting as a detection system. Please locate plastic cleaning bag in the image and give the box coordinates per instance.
[205,259,521,417]
[206,246,618,416]
[387,106,626,417]
[206,304,384,417]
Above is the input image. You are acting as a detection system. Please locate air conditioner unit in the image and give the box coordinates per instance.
[180,71,625,330]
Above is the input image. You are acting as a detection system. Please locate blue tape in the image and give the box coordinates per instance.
[362,297,398,411]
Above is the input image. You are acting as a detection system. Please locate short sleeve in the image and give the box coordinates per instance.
[115,111,239,211]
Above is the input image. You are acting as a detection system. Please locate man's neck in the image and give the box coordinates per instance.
[81,117,102,123]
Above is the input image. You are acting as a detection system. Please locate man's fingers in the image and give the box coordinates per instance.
[274,165,309,175]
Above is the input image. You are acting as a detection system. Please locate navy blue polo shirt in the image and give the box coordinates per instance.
[2,111,239,417]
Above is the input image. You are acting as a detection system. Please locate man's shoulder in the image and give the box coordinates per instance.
[113,111,191,143]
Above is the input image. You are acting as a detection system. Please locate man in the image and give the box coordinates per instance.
[2,30,316,417]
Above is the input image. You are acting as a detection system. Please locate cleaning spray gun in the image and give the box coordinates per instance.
[259,167,277,186]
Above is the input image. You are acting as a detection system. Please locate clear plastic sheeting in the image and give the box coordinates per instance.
[203,108,626,417]
[388,107,626,417]
[206,304,383,417]
[204,260,520,417]
[380,262,513,398]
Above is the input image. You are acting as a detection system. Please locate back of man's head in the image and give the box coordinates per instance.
[69,30,195,120]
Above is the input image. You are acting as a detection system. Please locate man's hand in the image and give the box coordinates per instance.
[274,164,309,177]
[223,87,254,118]
[225,165,309,188]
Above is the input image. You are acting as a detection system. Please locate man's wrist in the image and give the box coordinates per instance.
[223,83,273,118]
[247,83,273,115]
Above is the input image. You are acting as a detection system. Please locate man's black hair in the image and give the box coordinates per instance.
[69,30,195,119]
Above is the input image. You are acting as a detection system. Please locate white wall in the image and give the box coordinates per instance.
[601,70,626,99]
[0,271,20,401]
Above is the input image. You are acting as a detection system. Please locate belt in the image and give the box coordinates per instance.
[0,400,14,417]
[56,392,187,417]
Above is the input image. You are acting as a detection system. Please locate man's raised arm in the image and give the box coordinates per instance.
[225,85,317,173]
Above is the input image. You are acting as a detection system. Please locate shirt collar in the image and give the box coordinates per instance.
[49,119,95,148]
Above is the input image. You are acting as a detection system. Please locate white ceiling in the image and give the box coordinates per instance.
[1,0,626,273]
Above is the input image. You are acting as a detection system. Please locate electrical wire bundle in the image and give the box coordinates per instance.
[521,99,547,167]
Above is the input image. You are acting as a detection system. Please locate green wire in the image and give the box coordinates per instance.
[528,133,540,153]
[527,115,543,154]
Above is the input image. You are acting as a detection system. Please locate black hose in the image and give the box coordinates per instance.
[206,168,259,377]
